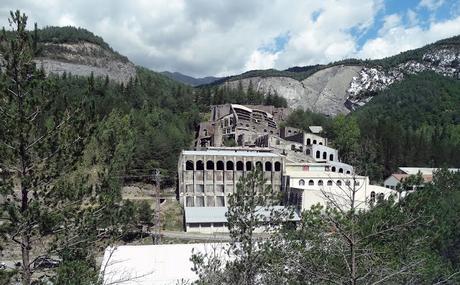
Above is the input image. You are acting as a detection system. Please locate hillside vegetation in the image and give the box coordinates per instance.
[285,72,460,181]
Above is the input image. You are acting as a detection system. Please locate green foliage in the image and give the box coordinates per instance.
[352,72,460,180]
[53,260,99,285]
[192,168,290,285]
[283,109,332,133]
[36,26,112,49]
[330,115,361,165]
[196,83,288,109]
[194,170,460,284]
[137,200,153,225]
[0,10,198,284]
[284,72,459,181]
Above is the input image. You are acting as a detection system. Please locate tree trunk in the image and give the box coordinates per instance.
[21,233,31,285]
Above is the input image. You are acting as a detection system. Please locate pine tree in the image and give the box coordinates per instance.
[0,11,131,284]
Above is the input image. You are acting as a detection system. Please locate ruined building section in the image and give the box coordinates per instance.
[196,104,288,148]
[178,149,284,208]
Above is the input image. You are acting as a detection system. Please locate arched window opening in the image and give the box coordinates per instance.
[186,160,194,170]
[206,160,214,170]
[256,161,263,170]
[299,179,305,186]
[265,161,272,171]
[307,138,311,145]
[339,168,344,173]
[378,193,384,201]
[316,151,320,159]
[306,149,311,155]
[216,161,224,170]
[329,154,334,161]
[308,180,314,186]
[346,170,351,174]
[355,180,360,186]
[318,180,324,186]
[327,180,333,186]
[370,191,376,203]
[313,140,317,144]
[226,161,234,170]
[274,162,281,172]
[322,152,327,159]
[345,180,351,186]
[319,142,323,145]
[246,161,252,171]
[336,180,342,186]
[203,129,208,136]
[236,161,244,171]
[332,166,336,172]
[196,160,204,170]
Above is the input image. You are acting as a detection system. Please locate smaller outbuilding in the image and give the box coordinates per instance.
[184,206,300,233]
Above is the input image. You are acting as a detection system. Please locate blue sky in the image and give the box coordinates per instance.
[1,0,460,76]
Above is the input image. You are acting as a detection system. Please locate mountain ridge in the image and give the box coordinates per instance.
[211,35,460,116]
[160,71,221,86]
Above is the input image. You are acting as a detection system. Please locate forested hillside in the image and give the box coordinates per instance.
[284,71,460,182]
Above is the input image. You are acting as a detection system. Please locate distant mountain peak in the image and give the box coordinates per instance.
[160,71,221,86]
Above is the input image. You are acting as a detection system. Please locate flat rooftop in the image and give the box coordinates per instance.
[185,206,300,224]
[182,150,281,157]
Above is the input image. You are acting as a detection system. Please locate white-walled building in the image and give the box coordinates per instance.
[184,206,300,233]
[284,163,395,212]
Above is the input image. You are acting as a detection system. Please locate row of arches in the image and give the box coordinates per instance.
[298,179,359,187]
[314,151,334,161]
[330,166,351,174]
[186,160,281,172]
[369,191,385,203]
[306,138,323,145]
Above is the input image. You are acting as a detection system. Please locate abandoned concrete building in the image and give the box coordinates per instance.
[177,148,284,208]
[196,104,291,147]
[178,105,397,233]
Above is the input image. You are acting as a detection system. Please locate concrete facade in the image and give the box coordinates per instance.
[177,149,284,208]
[197,104,289,147]
[284,164,395,212]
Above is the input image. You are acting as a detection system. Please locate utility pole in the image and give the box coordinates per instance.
[153,169,161,244]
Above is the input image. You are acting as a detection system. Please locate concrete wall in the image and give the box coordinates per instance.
[384,176,399,190]
[178,152,284,208]
[309,144,339,163]
[287,175,394,211]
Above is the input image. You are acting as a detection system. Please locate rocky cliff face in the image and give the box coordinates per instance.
[34,42,136,84]
[221,41,460,116]
[346,48,460,109]
[223,65,362,116]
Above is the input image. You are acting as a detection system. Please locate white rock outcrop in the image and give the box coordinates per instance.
[347,48,460,109]
[34,42,136,84]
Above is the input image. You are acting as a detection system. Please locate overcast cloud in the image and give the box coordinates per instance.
[0,0,459,77]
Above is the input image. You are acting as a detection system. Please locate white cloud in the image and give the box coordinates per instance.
[358,15,460,59]
[0,0,458,77]
[419,0,445,11]
[245,50,279,71]
[406,9,419,26]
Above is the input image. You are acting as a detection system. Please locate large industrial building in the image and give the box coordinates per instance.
[178,105,398,233]
[196,104,291,147]
[177,148,284,208]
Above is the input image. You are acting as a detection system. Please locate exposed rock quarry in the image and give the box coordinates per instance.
[223,65,362,116]
[223,46,460,116]
[34,42,136,84]
[347,48,460,109]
